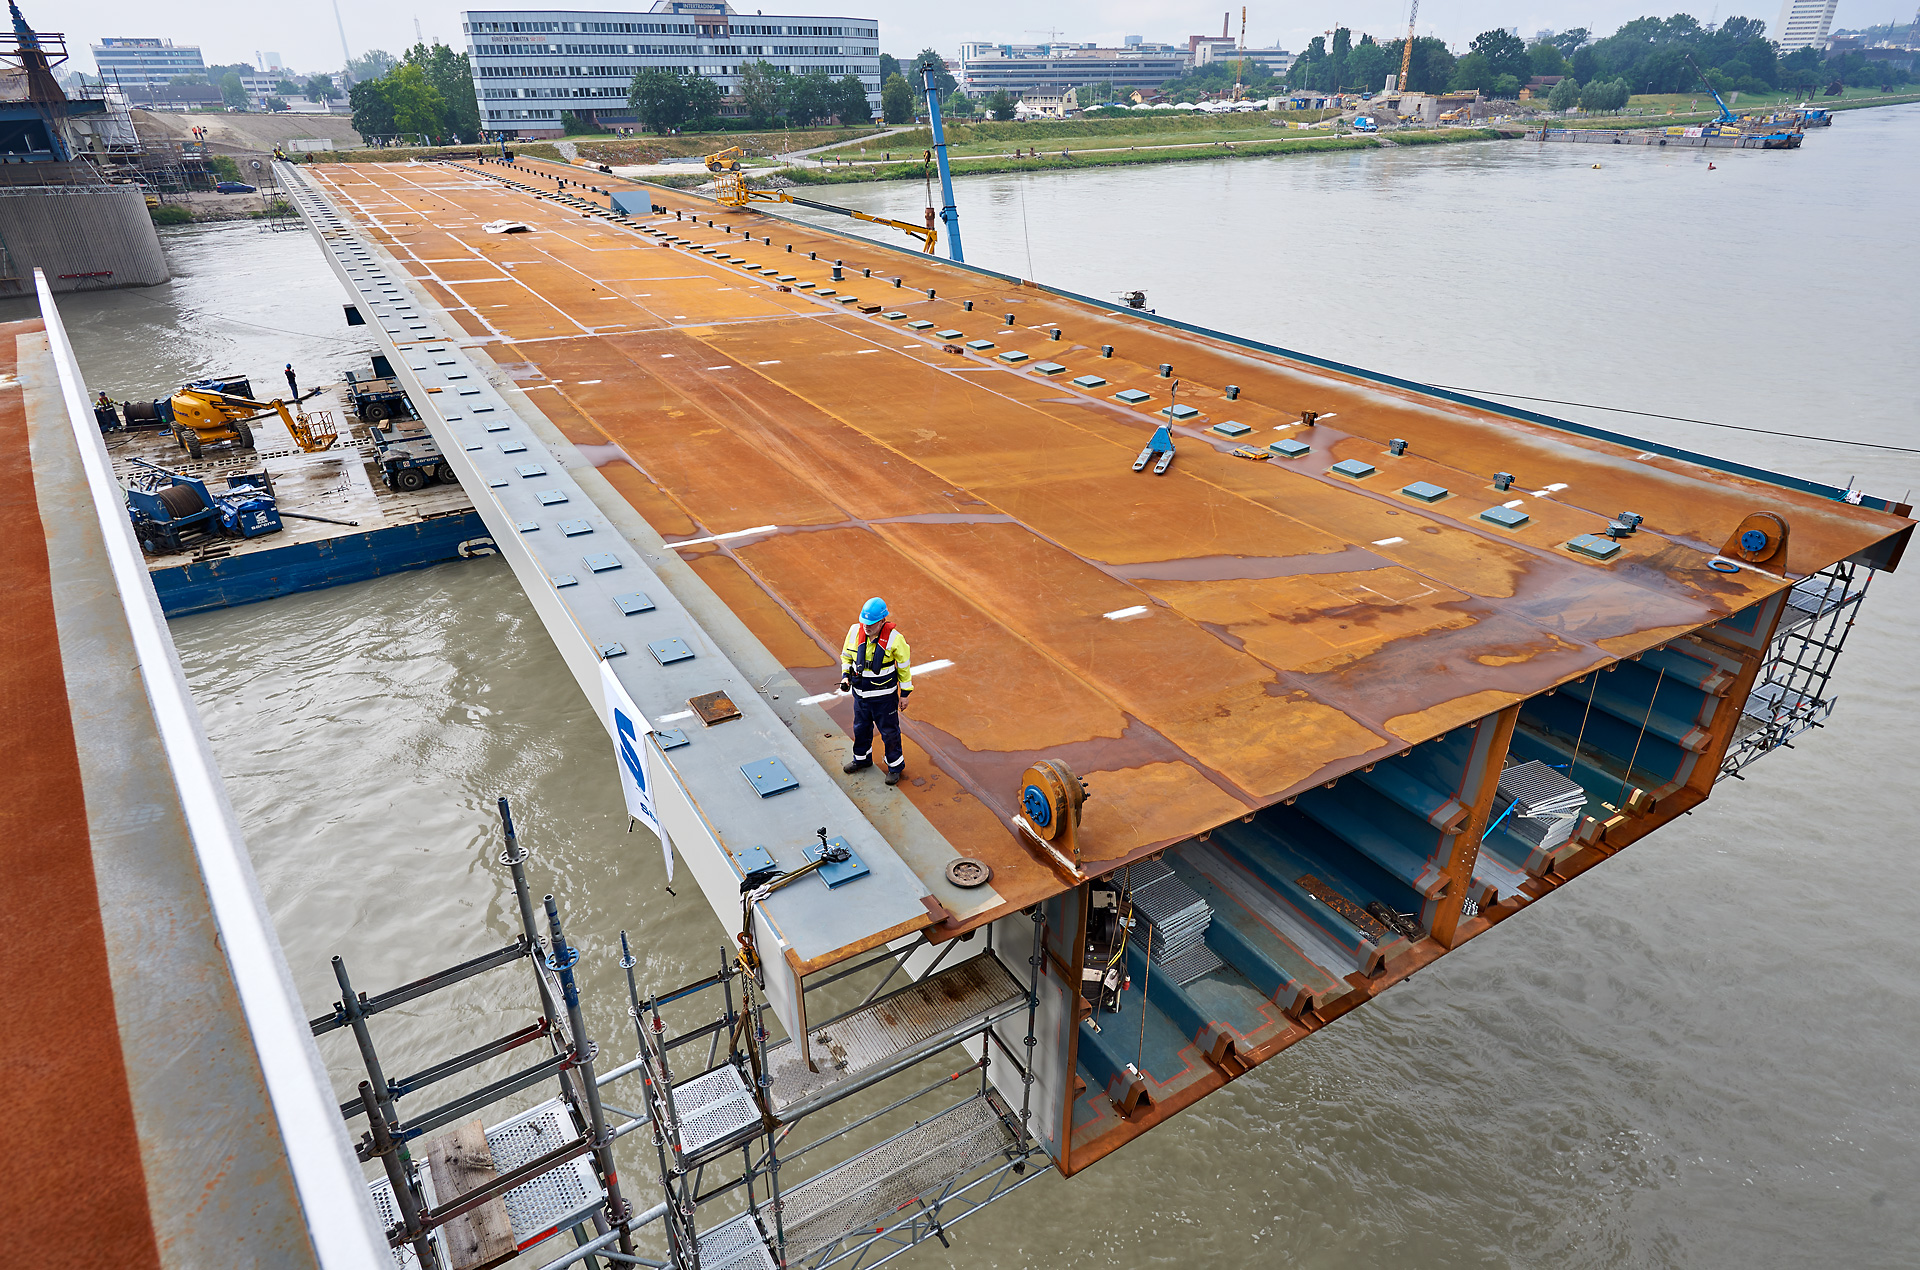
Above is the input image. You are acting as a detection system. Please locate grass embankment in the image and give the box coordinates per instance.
[571,126,884,165]
[1539,87,1920,130]
[779,128,1502,185]
[824,110,1347,160]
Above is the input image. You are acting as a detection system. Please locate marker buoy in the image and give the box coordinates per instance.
[1707,162,1716,169]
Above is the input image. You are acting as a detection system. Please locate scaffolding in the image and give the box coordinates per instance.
[318,800,1050,1270]
[613,905,1049,1270]
[1721,561,1873,778]
[312,799,649,1270]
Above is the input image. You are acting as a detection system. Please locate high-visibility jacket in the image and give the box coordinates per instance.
[841,621,912,699]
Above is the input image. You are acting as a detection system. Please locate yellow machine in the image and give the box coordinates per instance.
[169,389,337,459]
[706,148,939,254]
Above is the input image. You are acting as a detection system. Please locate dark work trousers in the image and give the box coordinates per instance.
[285,370,299,398]
[851,692,904,771]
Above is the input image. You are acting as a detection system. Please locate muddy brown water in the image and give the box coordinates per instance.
[13,106,1919,1267]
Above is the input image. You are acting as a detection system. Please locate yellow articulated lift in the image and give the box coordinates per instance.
[169,385,338,459]
[705,147,939,253]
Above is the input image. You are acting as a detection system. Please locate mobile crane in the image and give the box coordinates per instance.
[705,148,939,253]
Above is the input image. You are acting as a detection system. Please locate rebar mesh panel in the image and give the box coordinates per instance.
[485,1097,602,1242]
[698,1211,778,1270]
[1131,867,1215,968]
[766,955,1022,1109]
[673,1062,760,1155]
[779,1093,1017,1262]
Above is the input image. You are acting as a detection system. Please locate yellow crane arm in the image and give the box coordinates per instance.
[1399,0,1419,92]
[736,188,938,254]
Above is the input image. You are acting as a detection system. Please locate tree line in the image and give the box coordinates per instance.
[349,43,482,144]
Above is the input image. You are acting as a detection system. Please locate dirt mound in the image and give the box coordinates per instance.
[132,109,365,156]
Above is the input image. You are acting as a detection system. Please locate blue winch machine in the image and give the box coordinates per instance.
[124,457,283,554]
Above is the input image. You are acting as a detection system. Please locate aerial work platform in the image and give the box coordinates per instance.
[279,156,1911,1265]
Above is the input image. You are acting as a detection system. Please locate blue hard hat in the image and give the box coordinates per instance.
[860,596,888,624]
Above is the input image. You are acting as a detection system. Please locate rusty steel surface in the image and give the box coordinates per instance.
[309,161,1912,918]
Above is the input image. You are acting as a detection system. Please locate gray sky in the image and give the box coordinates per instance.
[55,0,1907,79]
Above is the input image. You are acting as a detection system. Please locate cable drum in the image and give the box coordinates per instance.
[156,484,204,519]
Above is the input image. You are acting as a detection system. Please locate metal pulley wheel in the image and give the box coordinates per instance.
[1018,758,1085,842]
[945,857,991,889]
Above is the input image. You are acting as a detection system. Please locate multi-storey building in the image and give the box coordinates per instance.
[957,42,1191,99]
[461,1,879,137]
[1773,0,1841,50]
[90,38,206,91]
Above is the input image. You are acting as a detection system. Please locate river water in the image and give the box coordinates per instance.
[18,107,1919,1268]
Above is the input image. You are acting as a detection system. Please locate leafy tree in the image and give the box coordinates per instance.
[831,75,873,124]
[170,74,205,85]
[911,50,956,96]
[1348,40,1392,93]
[220,72,248,109]
[1490,74,1521,98]
[1547,75,1581,109]
[404,43,481,142]
[788,70,834,125]
[879,53,902,83]
[1330,26,1353,88]
[1529,41,1568,78]
[1469,28,1532,88]
[1579,77,1629,112]
[685,72,722,122]
[265,96,289,112]
[881,72,915,123]
[349,78,395,135]
[306,74,339,101]
[275,78,300,95]
[1551,29,1591,55]
[385,64,445,137]
[945,89,976,117]
[1449,53,1491,93]
[559,111,609,134]
[738,59,789,124]
[1380,37,1454,93]
[984,89,1015,120]
[629,69,690,132]
[348,49,398,82]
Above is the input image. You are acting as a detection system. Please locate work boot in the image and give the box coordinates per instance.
[885,766,905,786]
[843,758,872,774]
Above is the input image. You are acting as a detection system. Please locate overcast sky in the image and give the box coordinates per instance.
[56,0,1907,78]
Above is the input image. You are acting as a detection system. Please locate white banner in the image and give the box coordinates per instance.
[600,662,672,882]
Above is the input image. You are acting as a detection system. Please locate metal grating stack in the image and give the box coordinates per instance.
[1494,761,1588,852]
[1129,859,1223,986]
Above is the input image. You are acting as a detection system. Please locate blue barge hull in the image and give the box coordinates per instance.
[153,509,491,617]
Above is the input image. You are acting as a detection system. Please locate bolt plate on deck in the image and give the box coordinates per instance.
[740,756,798,797]
[648,637,694,664]
[614,590,655,615]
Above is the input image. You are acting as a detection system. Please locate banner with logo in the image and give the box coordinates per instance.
[600,661,671,882]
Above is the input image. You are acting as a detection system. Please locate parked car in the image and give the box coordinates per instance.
[215,180,256,193]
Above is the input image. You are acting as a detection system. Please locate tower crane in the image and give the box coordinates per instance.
[1398,0,1420,93]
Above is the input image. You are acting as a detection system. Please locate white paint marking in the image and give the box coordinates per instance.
[656,710,695,723]
[577,379,602,384]
[758,359,782,365]
[856,349,879,354]
[1545,482,1568,492]
[1503,499,1525,509]
[707,365,733,370]
[910,659,953,675]
[797,690,842,706]
[1103,605,1149,620]
[1638,452,1656,460]
[660,353,676,358]
[1318,413,1338,420]
[667,524,778,548]
[1373,536,1406,546]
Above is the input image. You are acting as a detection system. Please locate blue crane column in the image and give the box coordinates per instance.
[920,62,964,263]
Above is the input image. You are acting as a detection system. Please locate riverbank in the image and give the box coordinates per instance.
[1525,88,1920,132]
[640,127,1505,188]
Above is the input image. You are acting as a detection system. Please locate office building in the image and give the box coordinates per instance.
[1773,0,1840,50]
[90,38,206,91]
[461,2,879,137]
[958,42,1190,98]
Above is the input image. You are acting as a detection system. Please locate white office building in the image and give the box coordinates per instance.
[957,42,1191,99]
[1773,0,1840,50]
[90,38,207,91]
[461,1,879,137]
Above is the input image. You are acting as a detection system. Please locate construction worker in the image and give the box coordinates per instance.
[840,596,913,785]
[284,362,299,398]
